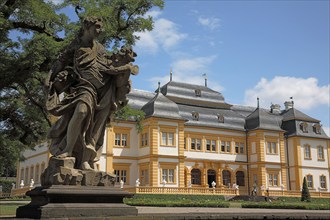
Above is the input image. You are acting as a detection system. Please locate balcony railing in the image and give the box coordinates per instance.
[125,186,238,195]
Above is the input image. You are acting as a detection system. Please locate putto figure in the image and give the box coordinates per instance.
[45,17,138,171]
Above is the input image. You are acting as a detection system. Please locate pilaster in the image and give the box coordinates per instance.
[106,127,114,173]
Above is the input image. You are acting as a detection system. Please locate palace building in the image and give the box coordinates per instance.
[16,79,330,196]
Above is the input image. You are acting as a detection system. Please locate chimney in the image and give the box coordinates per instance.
[284,101,293,110]
[270,104,281,114]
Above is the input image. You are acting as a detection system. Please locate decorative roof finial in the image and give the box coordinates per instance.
[257,97,260,108]
[202,73,207,87]
[170,68,173,81]
[158,81,161,93]
[290,96,294,107]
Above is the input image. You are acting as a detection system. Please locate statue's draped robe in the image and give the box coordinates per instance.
[46,40,117,168]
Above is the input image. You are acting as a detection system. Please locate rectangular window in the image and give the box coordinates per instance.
[235,142,245,154]
[267,142,277,154]
[318,146,324,160]
[115,134,121,146]
[144,133,148,146]
[268,174,273,186]
[141,134,145,146]
[191,139,196,150]
[114,133,129,147]
[304,145,311,159]
[162,132,167,145]
[221,141,231,153]
[114,169,127,183]
[162,168,175,183]
[211,140,216,152]
[190,138,201,150]
[196,139,201,150]
[206,140,216,152]
[122,134,127,146]
[206,140,211,151]
[268,173,279,186]
[161,132,175,146]
[184,137,187,149]
[320,176,326,189]
[273,174,278,186]
[168,133,174,145]
[226,142,231,152]
[307,175,313,188]
[168,169,174,183]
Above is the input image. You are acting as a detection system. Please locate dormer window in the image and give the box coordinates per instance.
[192,111,199,121]
[217,114,224,123]
[300,122,308,133]
[313,124,321,134]
[195,89,201,97]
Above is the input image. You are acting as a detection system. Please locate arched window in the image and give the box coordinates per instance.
[35,164,40,183]
[236,171,245,186]
[30,166,34,182]
[20,168,24,182]
[25,167,29,185]
[191,169,201,185]
[222,170,231,187]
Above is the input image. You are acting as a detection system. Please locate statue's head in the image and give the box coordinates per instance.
[79,16,103,39]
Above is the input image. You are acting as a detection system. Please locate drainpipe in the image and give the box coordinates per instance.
[285,134,291,190]
[246,130,250,195]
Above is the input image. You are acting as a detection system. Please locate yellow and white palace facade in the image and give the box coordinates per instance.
[16,80,330,196]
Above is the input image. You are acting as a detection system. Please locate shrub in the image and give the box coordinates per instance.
[0,179,15,193]
[301,177,311,202]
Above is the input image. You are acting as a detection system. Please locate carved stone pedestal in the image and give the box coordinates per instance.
[41,157,116,186]
[16,185,138,219]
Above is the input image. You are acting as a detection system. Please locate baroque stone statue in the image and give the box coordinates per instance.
[42,16,138,186]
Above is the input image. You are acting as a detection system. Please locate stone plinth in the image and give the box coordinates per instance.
[41,156,115,186]
[16,185,138,218]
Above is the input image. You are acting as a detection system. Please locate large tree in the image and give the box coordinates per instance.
[0,0,163,176]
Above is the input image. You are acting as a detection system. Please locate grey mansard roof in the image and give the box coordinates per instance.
[281,108,319,123]
[160,81,232,109]
[245,107,283,131]
[141,89,184,120]
[127,81,329,139]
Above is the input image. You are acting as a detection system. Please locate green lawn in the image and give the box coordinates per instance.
[1,195,329,216]
[0,204,20,216]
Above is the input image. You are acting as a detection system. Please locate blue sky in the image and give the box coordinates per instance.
[133,0,330,135]
[45,1,329,135]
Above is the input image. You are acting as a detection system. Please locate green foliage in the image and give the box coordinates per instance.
[301,177,311,202]
[113,105,145,132]
[0,179,15,193]
[0,0,163,176]
[124,194,228,207]
[278,196,327,204]
[241,201,330,210]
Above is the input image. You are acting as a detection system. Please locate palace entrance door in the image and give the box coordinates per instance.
[207,169,216,188]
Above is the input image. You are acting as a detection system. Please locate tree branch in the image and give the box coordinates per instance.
[19,82,51,127]
[115,3,149,38]
[12,21,64,42]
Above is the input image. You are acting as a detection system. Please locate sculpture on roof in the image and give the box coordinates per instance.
[42,16,138,186]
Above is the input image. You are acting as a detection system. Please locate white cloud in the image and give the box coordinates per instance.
[149,55,223,92]
[244,76,330,110]
[135,12,187,54]
[144,10,162,19]
[45,0,64,4]
[198,17,221,31]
